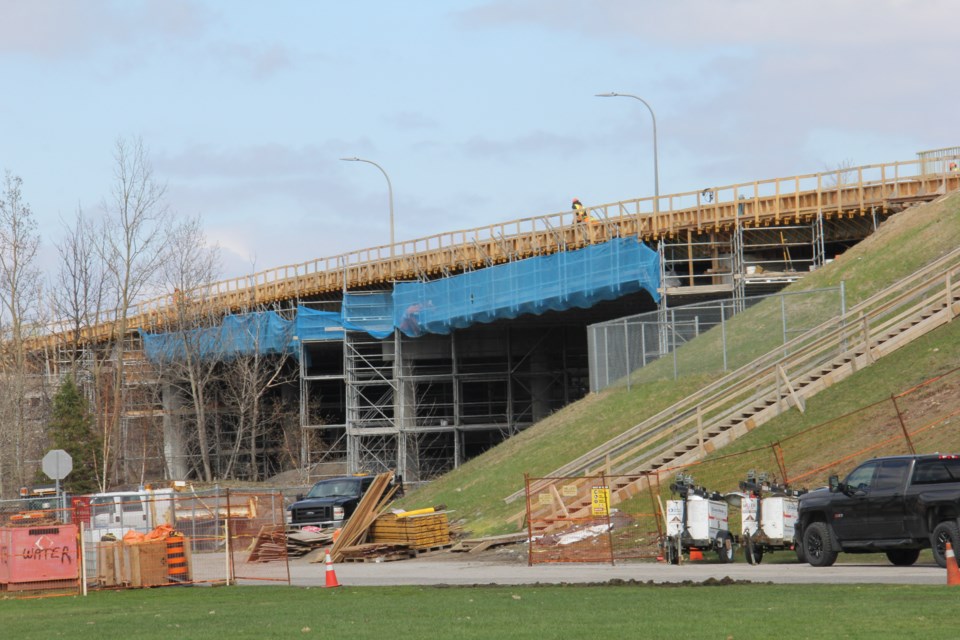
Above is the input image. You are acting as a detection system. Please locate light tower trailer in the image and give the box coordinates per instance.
[728,471,806,565]
[661,475,736,564]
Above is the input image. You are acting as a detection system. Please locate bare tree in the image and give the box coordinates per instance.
[824,158,858,188]
[155,216,222,481]
[219,306,297,481]
[95,137,173,488]
[52,205,107,373]
[0,171,43,495]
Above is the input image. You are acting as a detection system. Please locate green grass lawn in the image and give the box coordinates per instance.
[1,583,954,639]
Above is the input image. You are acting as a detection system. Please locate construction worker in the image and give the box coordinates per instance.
[949,160,959,173]
[572,198,587,223]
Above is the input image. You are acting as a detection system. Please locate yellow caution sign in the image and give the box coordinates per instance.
[591,486,611,516]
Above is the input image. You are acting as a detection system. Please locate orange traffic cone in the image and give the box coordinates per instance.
[323,548,341,588]
[946,542,960,586]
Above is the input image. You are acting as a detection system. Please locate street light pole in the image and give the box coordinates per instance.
[596,92,660,214]
[340,157,395,259]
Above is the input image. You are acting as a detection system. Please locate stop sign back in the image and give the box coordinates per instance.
[42,449,73,480]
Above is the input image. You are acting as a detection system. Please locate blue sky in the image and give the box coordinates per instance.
[1,0,957,280]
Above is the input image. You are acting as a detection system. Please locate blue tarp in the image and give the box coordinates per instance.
[141,311,298,362]
[392,237,660,337]
[296,307,346,342]
[140,238,661,361]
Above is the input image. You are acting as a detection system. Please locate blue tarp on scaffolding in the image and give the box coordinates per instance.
[295,307,347,341]
[341,291,395,339]
[141,311,298,362]
[140,238,661,361]
[392,237,660,337]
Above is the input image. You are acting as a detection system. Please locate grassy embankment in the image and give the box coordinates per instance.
[396,192,960,537]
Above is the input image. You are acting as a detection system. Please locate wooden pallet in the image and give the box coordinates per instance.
[339,542,415,562]
[411,543,455,557]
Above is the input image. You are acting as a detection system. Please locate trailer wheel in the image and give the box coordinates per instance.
[931,521,960,569]
[744,534,764,565]
[803,522,838,567]
[665,537,680,565]
[716,532,735,563]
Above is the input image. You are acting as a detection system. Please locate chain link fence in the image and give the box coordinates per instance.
[588,286,845,392]
[1,488,294,597]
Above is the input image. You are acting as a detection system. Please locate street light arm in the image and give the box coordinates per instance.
[340,156,395,257]
[595,92,660,212]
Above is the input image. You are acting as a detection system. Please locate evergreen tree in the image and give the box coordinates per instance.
[48,378,101,494]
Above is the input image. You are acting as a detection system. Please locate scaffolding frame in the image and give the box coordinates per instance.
[303,322,587,483]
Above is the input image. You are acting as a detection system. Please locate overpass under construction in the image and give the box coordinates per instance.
[41,149,960,484]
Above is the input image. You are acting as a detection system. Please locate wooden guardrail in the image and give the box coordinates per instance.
[506,240,960,506]
[31,156,960,350]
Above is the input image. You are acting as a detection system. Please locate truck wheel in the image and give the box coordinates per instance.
[716,532,735,564]
[744,534,763,565]
[931,521,960,569]
[885,549,920,566]
[803,522,838,567]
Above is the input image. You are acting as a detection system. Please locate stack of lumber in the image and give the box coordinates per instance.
[314,471,398,563]
[339,542,415,562]
[286,528,337,557]
[246,525,287,562]
[371,510,451,550]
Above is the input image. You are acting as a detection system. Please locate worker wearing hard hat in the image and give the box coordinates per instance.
[572,198,587,223]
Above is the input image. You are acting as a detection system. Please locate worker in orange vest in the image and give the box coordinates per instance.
[572,198,587,223]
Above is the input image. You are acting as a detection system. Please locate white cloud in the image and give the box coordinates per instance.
[0,0,211,59]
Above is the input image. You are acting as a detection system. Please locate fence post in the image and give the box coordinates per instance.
[524,473,534,567]
[641,323,647,368]
[781,293,788,357]
[890,394,916,454]
[599,471,615,566]
[624,320,631,391]
[80,520,88,597]
[602,326,610,391]
[772,442,788,485]
[840,280,848,353]
[720,300,728,371]
[671,309,678,380]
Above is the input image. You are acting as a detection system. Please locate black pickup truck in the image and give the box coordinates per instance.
[288,476,376,528]
[796,454,960,568]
